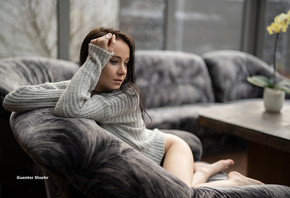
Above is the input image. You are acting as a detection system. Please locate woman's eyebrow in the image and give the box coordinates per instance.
[112,55,129,61]
[112,55,121,59]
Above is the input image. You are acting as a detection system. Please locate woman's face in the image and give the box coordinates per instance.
[94,39,129,92]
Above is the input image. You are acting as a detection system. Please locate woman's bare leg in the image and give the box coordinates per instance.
[163,134,263,187]
[163,134,194,186]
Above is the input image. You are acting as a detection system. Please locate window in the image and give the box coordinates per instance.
[0,0,119,61]
[263,0,290,76]
[173,0,245,54]
[1,0,289,70]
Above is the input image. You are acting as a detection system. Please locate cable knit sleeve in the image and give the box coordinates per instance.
[3,80,70,112]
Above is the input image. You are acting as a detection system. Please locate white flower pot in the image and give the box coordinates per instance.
[263,87,285,112]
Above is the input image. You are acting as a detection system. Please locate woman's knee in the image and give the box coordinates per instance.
[164,134,191,153]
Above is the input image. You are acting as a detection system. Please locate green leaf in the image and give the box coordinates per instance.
[247,75,272,88]
[276,79,290,94]
[277,79,290,86]
[276,86,290,94]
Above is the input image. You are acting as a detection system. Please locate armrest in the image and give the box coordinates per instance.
[10,108,191,197]
[9,108,290,198]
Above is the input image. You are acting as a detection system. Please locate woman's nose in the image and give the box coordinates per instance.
[118,64,127,75]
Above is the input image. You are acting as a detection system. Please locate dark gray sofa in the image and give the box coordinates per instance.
[1,52,290,197]
[135,50,283,155]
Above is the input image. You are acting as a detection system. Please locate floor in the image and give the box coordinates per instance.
[201,151,247,176]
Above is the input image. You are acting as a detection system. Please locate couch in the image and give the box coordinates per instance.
[135,50,287,155]
[136,50,281,155]
[1,51,290,197]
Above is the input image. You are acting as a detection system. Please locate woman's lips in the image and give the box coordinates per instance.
[113,79,123,84]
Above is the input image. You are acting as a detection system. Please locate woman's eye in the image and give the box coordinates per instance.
[124,62,129,67]
[110,60,118,65]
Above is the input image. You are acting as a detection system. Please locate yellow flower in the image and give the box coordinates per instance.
[267,22,287,34]
[275,13,289,24]
[267,10,290,34]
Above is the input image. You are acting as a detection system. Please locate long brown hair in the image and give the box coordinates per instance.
[79,27,147,119]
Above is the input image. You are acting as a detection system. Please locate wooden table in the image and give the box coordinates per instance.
[198,99,290,186]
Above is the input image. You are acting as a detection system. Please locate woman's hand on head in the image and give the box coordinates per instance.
[90,33,116,53]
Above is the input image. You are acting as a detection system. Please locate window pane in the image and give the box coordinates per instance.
[175,0,244,54]
[0,0,57,58]
[69,0,119,62]
[263,0,290,76]
[119,0,166,50]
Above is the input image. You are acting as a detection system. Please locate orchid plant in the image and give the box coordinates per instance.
[247,9,290,94]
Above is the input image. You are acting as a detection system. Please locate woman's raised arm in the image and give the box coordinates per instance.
[53,43,114,118]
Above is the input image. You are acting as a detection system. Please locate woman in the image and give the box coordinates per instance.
[3,27,263,187]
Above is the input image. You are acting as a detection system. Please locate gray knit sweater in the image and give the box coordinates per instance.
[3,44,165,164]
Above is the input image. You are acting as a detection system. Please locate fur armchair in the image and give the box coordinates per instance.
[9,108,290,197]
[0,56,202,197]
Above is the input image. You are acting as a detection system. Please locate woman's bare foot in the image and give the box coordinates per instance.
[194,159,234,176]
[228,171,264,186]
[191,159,235,186]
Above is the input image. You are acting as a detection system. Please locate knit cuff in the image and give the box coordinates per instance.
[88,43,114,68]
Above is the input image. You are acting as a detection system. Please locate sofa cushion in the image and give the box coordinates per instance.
[0,56,79,92]
[202,50,275,102]
[146,104,212,136]
[0,56,79,119]
[135,50,215,108]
